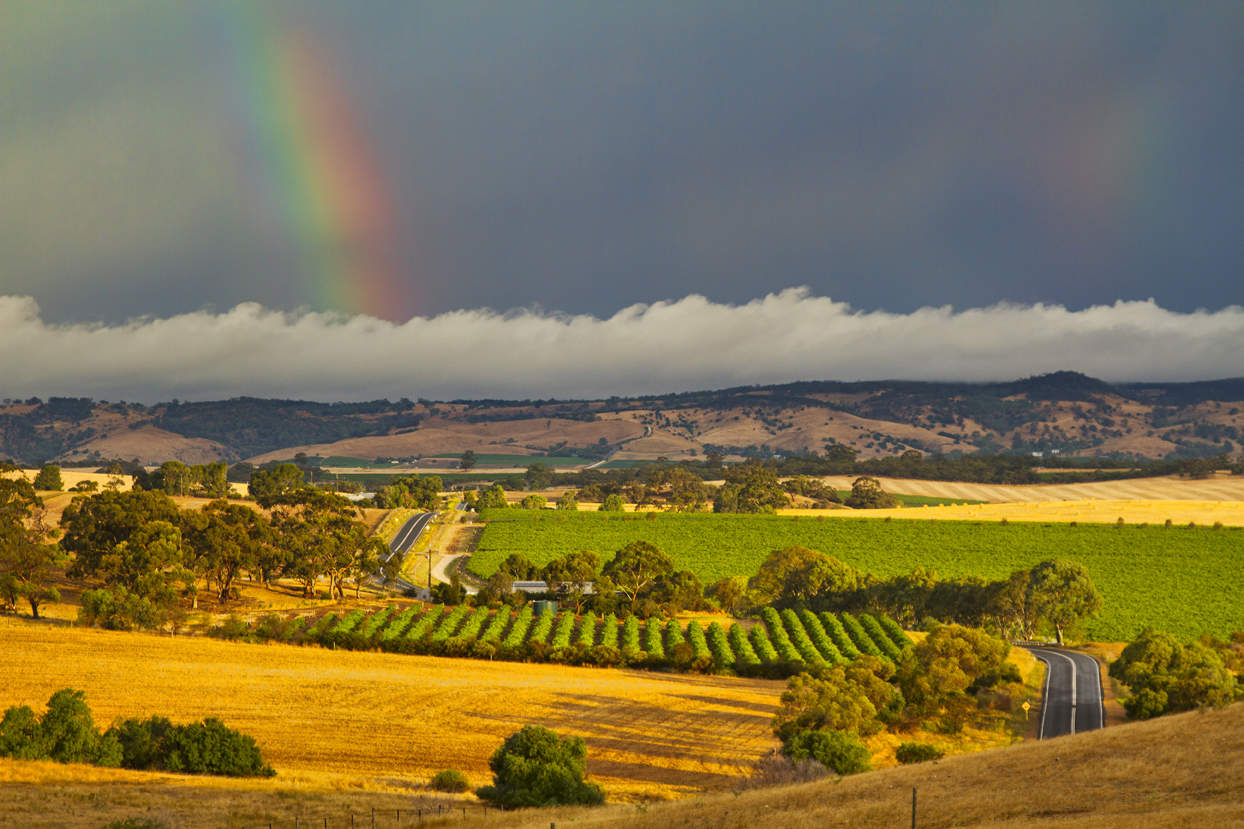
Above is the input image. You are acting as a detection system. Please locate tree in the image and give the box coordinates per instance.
[707,576,750,616]
[1023,559,1102,645]
[181,501,273,604]
[373,474,442,510]
[773,657,900,741]
[542,551,599,614]
[0,478,62,618]
[460,450,478,471]
[598,493,624,512]
[896,624,1011,730]
[476,725,604,807]
[713,462,789,513]
[520,494,547,510]
[663,467,709,511]
[475,485,508,510]
[32,465,63,491]
[498,553,538,580]
[601,541,674,613]
[749,546,861,608]
[61,490,182,580]
[525,462,553,490]
[248,463,306,505]
[844,477,898,509]
[1109,628,1239,719]
[555,491,579,511]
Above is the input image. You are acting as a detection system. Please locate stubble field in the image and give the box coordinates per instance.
[0,619,782,802]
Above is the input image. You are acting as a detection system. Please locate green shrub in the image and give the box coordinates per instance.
[431,768,470,792]
[781,729,871,775]
[476,725,605,807]
[895,742,944,764]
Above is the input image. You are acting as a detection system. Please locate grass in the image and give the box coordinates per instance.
[470,511,1244,640]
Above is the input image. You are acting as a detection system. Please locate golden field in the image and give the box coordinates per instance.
[810,472,1244,504]
[0,618,783,802]
[779,498,1244,527]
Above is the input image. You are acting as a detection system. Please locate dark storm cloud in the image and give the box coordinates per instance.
[1,2,1241,325]
[2,292,1242,403]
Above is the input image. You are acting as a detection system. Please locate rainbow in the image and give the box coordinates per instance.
[217,4,409,320]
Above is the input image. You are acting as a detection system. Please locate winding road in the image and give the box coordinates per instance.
[1026,646,1106,739]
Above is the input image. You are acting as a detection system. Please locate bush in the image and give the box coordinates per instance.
[781,729,871,775]
[895,742,944,764]
[106,716,274,777]
[476,725,604,807]
[431,768,470,792]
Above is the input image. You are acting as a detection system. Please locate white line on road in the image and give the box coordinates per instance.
[1035,650,1053,740]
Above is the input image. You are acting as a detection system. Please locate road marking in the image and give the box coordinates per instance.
[1034,650,1053,740]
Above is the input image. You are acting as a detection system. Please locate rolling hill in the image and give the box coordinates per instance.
[3,371,1243,465]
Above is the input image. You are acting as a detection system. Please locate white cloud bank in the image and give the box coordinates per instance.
[2,289,1242,403]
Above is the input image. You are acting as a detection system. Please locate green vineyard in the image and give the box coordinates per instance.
[219,603,913,677]
[469,510,1244,639]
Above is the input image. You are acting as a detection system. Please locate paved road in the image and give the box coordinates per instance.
[387,512,434,561]
[1027,646,1105,739]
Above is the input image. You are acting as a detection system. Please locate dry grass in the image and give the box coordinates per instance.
[0,618,783,803]
[479,703,1244,828]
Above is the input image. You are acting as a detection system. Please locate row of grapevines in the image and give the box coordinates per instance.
[798,609,843,664]
[876,613,913,649]
[598,614,620,648]
[686,621,711,661]
[820,612,861,659]
[859,613,902,662]
[840,612,883,658]
[664,618,687,652]
[479,607,513,645]
[706,622,734,667]
[760,607,803,664]
[404,605,444,644]
[355,606,395,642]
[430,605,471,645]
[303,613,337,642]
[502,605,535,649]
[525,608,556,645]
[549,611,577,649]
[729,623,762,667]
[378,607,420,646]
[621,615,641,652]
[780,608,826,668]
[576,613,598,647]
[455,606,492,642]
[748,620,780,662]
[643,618,665,659]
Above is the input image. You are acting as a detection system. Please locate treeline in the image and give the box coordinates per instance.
[739,546,1103,645]
[0,688,272,777]
[53,482,389,630]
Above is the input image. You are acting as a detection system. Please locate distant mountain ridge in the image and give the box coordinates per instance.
[2,371,1242,465]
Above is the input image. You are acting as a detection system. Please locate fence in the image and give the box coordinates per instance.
[238,801,501,828]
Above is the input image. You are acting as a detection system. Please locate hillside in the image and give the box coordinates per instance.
[3,372,1244,465]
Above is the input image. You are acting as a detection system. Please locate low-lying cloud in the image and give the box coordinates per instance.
[2,289,1242,403]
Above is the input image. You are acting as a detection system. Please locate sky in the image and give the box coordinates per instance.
[2,2,1242,400]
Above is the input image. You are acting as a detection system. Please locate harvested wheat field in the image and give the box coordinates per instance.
[782,498,1244,527]
[0,619,781,804]
[813,473,1244,503]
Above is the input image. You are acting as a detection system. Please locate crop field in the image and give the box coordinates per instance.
[0,618,783,801]
[789,497,1244,527]
[220,603,913,677]
[811,473,1244,504]
[471,511,1244,640]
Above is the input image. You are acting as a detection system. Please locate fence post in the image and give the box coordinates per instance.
[371,807,375,829]
[912,786,917,829]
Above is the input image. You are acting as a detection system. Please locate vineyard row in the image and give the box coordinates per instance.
[225,603,914,676]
